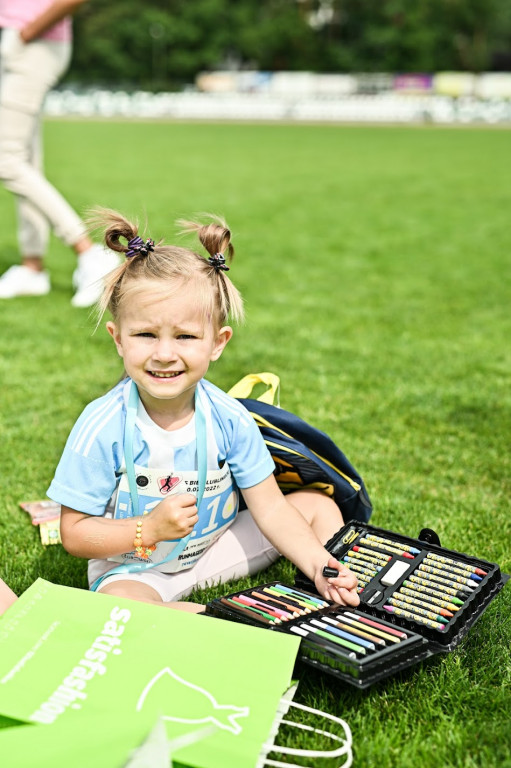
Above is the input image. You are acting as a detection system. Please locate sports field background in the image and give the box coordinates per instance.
[0,121,510,766]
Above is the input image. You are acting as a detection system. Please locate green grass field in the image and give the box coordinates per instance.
[0,120,510,767]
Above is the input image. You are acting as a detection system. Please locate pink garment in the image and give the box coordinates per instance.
[0,0,71,42]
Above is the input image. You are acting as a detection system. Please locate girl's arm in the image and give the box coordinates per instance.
[60,493,199,559]
[20,0,88,43]
[241,475,360,607]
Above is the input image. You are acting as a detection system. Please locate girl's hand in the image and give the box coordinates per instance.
[314,556,360,607]
[146,494,199,543]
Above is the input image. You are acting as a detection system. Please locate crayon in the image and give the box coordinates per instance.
[387,597,448,624]
[322,615,386,646]
[341,560,377,578]
[343,611,408,639]
[396,587,457,615]
[274,584,330,608]
[300,622,366,654]
[383,605,445,631]
[356,541,415,560]
[425,552,487,577]
[407,574,467,601]
[364,533,421,555]
[229,596,282,623]
[351,545,392,562]
[345,550,388,568]
[221,598,278,624]
[423,556,482,582]
[403,578,464,605]
[251,591,301,617]
[263,587,312,613]
[418,563,478,590]
[342,563,372,583]
[289,625,357,659]
[310,619,373,652]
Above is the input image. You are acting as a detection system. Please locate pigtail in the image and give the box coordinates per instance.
[177,215,244,324]
[86,207,142,326]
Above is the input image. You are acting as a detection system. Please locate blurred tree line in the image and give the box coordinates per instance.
[67,0,511,91]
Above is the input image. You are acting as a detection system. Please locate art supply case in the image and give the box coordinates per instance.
[206,523,507,689]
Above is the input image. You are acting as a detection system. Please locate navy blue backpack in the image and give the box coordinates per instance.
[228,374,372,525]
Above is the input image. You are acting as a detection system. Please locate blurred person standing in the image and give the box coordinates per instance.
[0,1,119,306]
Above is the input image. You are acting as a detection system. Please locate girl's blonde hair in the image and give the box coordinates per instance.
[89,208,244,327]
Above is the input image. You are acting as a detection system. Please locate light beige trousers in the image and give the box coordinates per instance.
[0,28,86,257]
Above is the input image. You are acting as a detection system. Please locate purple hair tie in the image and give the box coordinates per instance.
[208,253,229,272]
[126,236,155,259]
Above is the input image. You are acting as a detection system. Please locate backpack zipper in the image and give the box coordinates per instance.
[264,438,361,492]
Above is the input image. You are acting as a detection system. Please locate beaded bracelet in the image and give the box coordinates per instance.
[133,512,156,560]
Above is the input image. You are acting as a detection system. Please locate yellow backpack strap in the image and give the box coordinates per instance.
[227,372,280,406]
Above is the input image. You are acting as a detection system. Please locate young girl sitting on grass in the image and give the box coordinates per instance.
[47,209,359,612]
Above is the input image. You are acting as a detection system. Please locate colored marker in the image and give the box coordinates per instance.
[322,566,340,578]
[418,563,478,590]
[387,597,448,624]
[408,574,467,601]
[343,611,408,639]
[423,556,482,582]
[274,584,330,608]
[425,552,487,577]
[357,541,415,559]
[397,587,456,615]
[299,622,366,654]
[230,596,282,623]
[289,625,356,659]
[383,605,445,631]
[251,591,301,617]
[365,534,421,555]
[310,619,372,652]
[221,598,278,624]
[322,616,386,646]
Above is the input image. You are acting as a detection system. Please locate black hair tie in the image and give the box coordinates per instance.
[208,253,229,272]
[126,236,155,259]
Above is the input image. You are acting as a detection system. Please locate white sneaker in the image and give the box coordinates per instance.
[0,265,50,298]
[71,244,121,308]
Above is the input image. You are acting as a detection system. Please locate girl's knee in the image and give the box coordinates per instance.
[287,489,344,544]
[97,579,163,603]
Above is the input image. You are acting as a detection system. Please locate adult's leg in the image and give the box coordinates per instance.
[0,31,88,255]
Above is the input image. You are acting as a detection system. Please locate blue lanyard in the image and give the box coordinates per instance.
[90,380,208,592]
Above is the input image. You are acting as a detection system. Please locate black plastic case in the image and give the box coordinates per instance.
[205,523,508,689]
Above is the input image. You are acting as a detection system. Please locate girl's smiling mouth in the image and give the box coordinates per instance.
[149,371,183,379]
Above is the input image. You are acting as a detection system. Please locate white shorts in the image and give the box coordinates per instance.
[87,509,280,602]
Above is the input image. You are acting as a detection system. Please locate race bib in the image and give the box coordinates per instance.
[109,464,238,572]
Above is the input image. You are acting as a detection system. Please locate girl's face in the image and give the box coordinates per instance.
[107,284,232,422]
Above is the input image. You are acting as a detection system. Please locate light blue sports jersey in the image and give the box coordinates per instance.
[48,377,275,528]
